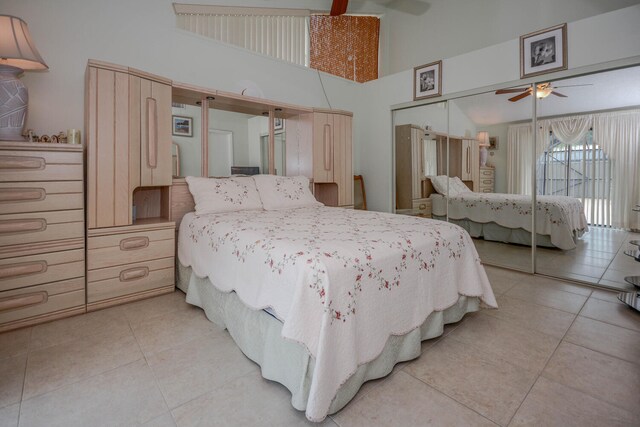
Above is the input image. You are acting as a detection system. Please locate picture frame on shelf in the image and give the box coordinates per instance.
[520,23,567,78]
[413,60,442,101]
[274,117,284,132]
[172,115,193,137]
[489,136,498,150]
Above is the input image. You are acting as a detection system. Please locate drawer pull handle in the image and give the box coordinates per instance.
[0,219,46,235]
[0,291,48,313]
[0,188,45,203]
[418,204,427,210]
[0,155,45,171]
[0,261,47,280]
[119,267,149,282]
[119,236,149,251]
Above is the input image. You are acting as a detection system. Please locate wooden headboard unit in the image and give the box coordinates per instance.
[422,178,436,198]
[169,178,195,229]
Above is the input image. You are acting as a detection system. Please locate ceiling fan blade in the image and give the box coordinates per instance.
[508,91,532,102]
[330,0,349,16]
[551,91,568,98]
[495,87,529,94]
[552,83,594,89]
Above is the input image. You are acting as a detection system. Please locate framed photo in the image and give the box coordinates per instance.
[489,136,498,150]
[274,117,284,132]
[413,60,442,101]
[172,115,193,137]
[520,23,567,78]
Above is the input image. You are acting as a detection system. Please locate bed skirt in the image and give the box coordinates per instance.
[177,263,481,420]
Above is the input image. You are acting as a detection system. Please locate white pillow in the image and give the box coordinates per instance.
[185,176,263,215]
[428,175,470,196]
[428,175,449,195]
[253,175,323,210]
[450,177,471,196]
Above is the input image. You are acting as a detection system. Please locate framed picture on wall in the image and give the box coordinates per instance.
[172,115,193,137]
[520,23,567,78]
[274,117,285,132]
[413,60,442,101]
[489,136,498,150]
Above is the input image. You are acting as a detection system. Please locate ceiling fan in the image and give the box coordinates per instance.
[495,82,593,102]
[330,0,430,16]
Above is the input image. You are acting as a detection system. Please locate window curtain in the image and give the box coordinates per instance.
[548,116,592,145]
[592,109,640,230]
[507,124,534,195]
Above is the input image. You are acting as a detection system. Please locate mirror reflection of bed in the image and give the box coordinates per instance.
[394,65,640,291]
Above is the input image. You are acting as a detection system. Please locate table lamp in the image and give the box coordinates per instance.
[0,15,48,141]
[476,131,490,167]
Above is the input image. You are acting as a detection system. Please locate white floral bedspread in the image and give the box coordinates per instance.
[431,192,588,250]
[178,206,496,421]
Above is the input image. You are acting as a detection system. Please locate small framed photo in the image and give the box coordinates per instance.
[172,115,193,137]
[489,136,498,150]
[520,23,567,79]
[274,117,284,132]
[413,60,442,101]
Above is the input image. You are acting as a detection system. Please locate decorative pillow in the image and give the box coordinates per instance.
[185,176,263,215]
[253,175,323,210]
[428,175,470,196]
[450,176,471,195]
[428,175,449,195]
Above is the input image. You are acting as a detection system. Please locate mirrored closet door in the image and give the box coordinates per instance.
[533,65,640,290]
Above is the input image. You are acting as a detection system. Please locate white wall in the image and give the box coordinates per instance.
[357,5,640,212]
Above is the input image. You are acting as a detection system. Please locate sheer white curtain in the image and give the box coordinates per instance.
[549,116,592,145]
[507,124,534,195]
[593,110,640,230]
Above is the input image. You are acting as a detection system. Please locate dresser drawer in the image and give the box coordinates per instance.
[0,277,85,330]
[0,210,84,248]
[480,188,493,193]
[480,178,494,186]
[0,249,84,292]
[480,168,495,178]
[0,149,83,182]
[0,181,83,215]
[88,228,174,270]
[87,257,174,303]
[411,198,432,217]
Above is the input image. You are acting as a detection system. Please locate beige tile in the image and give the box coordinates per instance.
[448,314,559,374]
[146,331,257,409]
[505,281,588,314]
[29,306,130,350]
[0,354,26,409]
[529,275,593,296]
[565,316,640,364]
[172,372,335,426]
[598,278,635,291]
[131,305,224,355]
[590,288,626,304]
[19,360,168,427]
[23,329,143,400]
[0,327,31,360]
[0,403,19,427]
[405,337,536,425]
[120,291,191,326]
[580,297,640,332]
[142,412,177,427]
[510,376,639,427]
[333,371,497,427]
[603,267,640,283]
[483,295,576,338]
[542,342,640,415]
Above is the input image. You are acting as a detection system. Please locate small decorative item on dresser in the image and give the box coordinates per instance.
[67,129,81,144]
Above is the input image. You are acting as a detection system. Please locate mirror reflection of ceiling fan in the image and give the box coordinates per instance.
[495,82,593,102]
[330,0,430,16]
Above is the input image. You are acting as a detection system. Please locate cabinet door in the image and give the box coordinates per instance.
[333,114,353,206]
[312,112,334,183]
[135,78,172,187]
[86,66,132,228]
[411,127,423,200]
[461,139,480,190]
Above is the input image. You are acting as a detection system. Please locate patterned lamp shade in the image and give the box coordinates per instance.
[0,15,48,141]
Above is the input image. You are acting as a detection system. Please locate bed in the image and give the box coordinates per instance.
[427,176,588,250]
[172,175,497,422]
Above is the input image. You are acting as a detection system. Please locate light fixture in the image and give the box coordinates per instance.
[535,83,553,99]
[476,131,490,167]
[0,15,48,141]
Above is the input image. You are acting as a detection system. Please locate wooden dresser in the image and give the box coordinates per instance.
[478,167,495,193]
[0,141,85,332]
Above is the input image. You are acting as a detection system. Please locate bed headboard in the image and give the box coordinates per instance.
[169,178,195,229]
[422,178,437,198]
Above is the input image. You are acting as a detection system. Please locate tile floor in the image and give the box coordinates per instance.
[474,227,640,290]
[1,267,640,426]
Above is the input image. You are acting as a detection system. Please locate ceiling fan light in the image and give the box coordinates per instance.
[536,88,552,99]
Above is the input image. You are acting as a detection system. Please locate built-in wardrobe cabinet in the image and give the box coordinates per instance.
[395,124,433,217]
[85,60,175,311]
[287,109,353,208]
[0,142,86,332]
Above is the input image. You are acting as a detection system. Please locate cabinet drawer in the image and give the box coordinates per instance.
[0,181,83,215]
[0,210,84,248]
[412,198,432,217]
[480,188,493,193]
[0,249,84,292]
[87,257,174,303]
[0,277,85,327]
[480,169,494,177]
[0,150,83,182]
[88,228,174,270]
[480,178,494,186]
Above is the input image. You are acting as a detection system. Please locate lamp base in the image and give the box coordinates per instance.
[479,146,488,167]
[0,65,27,141]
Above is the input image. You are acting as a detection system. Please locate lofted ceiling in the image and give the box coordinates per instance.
[452,65,640,126]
